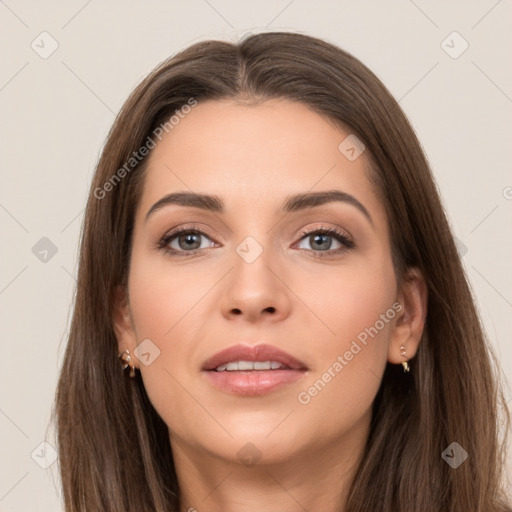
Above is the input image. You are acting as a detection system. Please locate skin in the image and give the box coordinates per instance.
[113,98,427,512]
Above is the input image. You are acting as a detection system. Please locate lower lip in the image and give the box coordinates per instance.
[203,369,307,396]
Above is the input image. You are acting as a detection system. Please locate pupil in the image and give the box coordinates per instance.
[180,233,200,250]
[312,234,331,250]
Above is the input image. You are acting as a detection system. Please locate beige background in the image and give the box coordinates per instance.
[0,1,511,510]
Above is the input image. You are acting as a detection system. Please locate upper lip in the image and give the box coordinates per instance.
[201,343,308,371]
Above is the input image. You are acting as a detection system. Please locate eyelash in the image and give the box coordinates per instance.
[155,225,355,258]
[295,226,355,256]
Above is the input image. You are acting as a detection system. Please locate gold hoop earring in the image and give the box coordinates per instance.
[118,349,136,378]
[399,345,410,373]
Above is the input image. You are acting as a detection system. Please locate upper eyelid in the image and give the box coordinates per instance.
[162,224,217,242]
[163,224,349,238]
[297,225,352,238]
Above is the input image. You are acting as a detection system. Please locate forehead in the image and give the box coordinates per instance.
[136,98,387,227]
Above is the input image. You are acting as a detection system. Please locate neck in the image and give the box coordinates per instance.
[171,412,370,512]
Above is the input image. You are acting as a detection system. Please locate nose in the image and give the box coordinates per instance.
[220,244,292,324]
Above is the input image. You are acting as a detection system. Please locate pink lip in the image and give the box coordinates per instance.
[201,343,308,396]
[201,344,308,371]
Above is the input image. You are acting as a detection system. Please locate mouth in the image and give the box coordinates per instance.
[201,343,308,396]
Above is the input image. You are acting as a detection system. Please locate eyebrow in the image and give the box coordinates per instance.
[145,190,374,226]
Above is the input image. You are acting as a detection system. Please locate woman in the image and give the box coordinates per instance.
[54,31,511,511]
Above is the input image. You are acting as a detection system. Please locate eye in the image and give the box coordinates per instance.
[157,227,217,256]
[155,225,355,258]
[294,227,355,255]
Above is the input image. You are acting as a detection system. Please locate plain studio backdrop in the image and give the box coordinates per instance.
[0,1,511,510]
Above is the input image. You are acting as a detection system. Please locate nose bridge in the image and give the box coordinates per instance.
[232,231,280,295]
[219,230,291,321]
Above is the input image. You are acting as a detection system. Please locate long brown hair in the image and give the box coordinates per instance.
[53,31,511,511]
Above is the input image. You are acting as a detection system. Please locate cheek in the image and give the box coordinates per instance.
[296,247,397,348]
[126,250,222,436]
[127,244,214,341]
[292,254,396,427]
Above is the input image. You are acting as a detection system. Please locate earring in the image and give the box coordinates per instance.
[119,349,136,378]
[399,344,410,373]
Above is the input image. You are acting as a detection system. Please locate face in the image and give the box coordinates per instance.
[115,98,414,466]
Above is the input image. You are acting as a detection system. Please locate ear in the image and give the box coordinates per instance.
[112,284,139,368]
[387,267,428,365]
